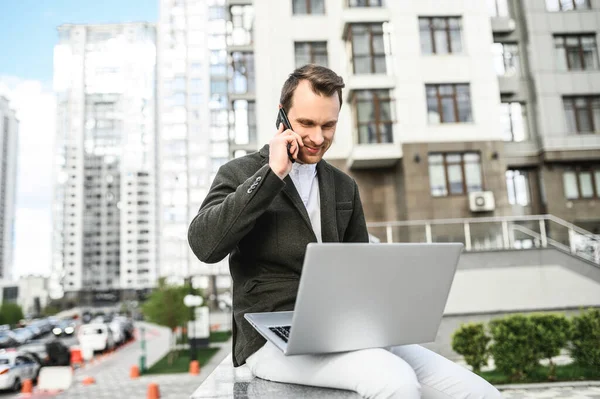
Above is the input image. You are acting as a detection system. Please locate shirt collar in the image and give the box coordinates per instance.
[291,162,317,177]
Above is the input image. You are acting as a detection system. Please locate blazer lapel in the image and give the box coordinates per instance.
[317,161,340,242]
[281,175,315,236]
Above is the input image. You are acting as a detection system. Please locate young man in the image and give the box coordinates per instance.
[188,65,501,398]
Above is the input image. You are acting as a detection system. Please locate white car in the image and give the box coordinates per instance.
[77,324,115,352]
[0,350,40,392]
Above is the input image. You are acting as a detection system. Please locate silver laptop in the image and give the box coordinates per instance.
[244,242,463,356]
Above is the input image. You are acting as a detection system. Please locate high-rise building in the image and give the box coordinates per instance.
[52,23,158,301]
[0,97,18,281]
[157,0,231,283]
[224,0,600,237]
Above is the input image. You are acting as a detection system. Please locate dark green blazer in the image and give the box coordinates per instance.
[188,144,369,366]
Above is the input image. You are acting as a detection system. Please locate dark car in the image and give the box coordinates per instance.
[0,332,19,349]
[52,320,76,337]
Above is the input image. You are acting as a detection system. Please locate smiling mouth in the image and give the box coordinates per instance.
[306,147,320,154]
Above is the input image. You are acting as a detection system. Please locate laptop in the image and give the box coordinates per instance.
[244,242,463,356]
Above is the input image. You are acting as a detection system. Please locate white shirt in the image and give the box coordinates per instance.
[288,162,322,242]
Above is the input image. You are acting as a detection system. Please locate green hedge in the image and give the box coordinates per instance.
[451,308,600,382]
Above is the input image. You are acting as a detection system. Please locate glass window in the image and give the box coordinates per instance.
[426,84,472,124]
[555,35,599,71]
[487,0,509,16]
[563,167,600,199]
[492,43,521,76]
[230,52,255,94]
[563,96,600,134]
[546,0,591,11]
[292,0,325,15]
[500,102,528,142]
[294,42,328,67]
[348,0,383,7]
[352,90,393,144]
[428,152,482,196]
[350,23,388,74]
[506,170,531,206]
[419,17,462,55]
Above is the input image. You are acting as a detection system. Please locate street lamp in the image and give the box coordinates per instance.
[184,293,203,361]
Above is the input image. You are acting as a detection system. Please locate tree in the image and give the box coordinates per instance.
[451,323,490,374]
[0,303,24,327]
[141,278,204,364]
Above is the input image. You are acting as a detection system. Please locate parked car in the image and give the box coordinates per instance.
[0,332,19,350]
[77,323,115,353]
[0,350,41,392]
[113,316,134,341]
[52,320,76,337]
[11,328,33,345]
[18,339,49,365]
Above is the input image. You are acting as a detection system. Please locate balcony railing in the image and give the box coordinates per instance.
[367,214,600,266]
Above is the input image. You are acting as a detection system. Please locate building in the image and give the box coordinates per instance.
[0,276,49,317]
[52,23,159,302]
[157,0,230,284]
[0,97,18,281]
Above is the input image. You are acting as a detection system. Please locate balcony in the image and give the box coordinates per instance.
[341,7,391,40]
[490,16,516,33]
[347,142,402,169]
[497,74,519,94]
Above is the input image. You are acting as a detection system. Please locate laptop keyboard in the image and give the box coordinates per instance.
[269,326,291,342]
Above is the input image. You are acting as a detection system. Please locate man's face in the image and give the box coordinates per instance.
[286,80,340,164]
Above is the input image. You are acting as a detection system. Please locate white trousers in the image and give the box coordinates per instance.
[246,342,503,399]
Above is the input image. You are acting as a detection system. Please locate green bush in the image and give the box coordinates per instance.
[451,323,490,374]
[570,308,600,368]
[530,313,571,380]
[490,315,541,381]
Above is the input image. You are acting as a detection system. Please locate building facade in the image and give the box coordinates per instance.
[52,23,159,300]
[157,0,231,283]
[0,97,18,281]
[225,0,600,242]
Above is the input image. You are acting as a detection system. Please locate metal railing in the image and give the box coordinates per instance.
[367,214,600,266]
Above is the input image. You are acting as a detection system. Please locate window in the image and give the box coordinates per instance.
[563,96,600,134]
[352,90,393,144]
[231,52,255,94]
[349,23,388,74]
[563,167,600,199]
[292,0,325,15]
[545,0,591,11]
[419,17,462,55]
[294,42,328,67]
[500,102,528,142]
[554,35,599,70]
[348,0,382,7]
[426,84,472,124]
[506,170,531,206]
[487,0,509,17]
[231,100,257,145]
[229,5,253,46]
[492,43,521,76]
[428,153,482,196]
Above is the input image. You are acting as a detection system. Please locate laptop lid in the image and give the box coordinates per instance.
[284,242,463,356]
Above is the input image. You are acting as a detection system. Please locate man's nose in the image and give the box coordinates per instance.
[309,127,324,146]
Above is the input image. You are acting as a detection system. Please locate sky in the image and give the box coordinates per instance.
[0,0,158,279]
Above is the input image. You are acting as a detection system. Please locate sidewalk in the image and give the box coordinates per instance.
[48,322,231,399]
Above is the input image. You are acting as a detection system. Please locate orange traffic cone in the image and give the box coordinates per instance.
[130,365,140,379]
[82,376,96,385]
[189,360,200,375]
[147,383,160,399]
[21,379,33,394]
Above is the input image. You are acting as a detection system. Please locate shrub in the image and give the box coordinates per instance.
[530,313,571,380]
[490,315,540,381]
[451,323,490,374]
[570,308,600,368]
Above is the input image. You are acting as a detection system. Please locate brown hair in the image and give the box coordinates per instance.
[279,64,345,113]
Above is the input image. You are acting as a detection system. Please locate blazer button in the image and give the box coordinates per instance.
[247,188,253,194]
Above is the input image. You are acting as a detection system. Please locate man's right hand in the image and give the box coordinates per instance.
[269,123,304,180]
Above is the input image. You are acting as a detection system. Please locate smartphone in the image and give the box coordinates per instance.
[276,105,295,164]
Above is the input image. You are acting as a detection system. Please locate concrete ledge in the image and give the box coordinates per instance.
[190,354,361,398]
[497,380,600,391]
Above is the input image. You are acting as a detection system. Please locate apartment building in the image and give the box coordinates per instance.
[222,0,600,245]
[157,0,231,283]
[0,97,18,280]
[52,23,158,301]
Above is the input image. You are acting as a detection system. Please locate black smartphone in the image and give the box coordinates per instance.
[276,106,295,164]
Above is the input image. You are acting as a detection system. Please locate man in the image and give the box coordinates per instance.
[188,65,501,398]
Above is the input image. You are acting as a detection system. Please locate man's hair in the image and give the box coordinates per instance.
[279,64,345,113]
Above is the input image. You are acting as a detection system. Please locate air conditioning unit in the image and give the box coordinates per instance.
[469,191,495,212]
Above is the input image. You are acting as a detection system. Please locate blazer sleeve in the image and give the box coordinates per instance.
[343,181,370,243]
[188,163,285,263]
